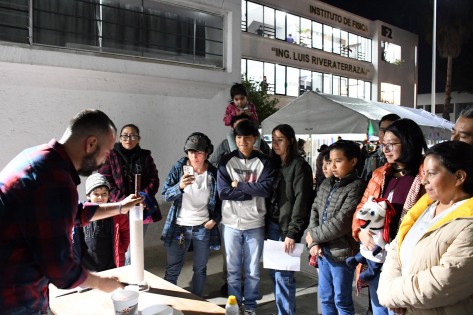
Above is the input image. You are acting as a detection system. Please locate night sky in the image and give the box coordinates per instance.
[321,0,473,94]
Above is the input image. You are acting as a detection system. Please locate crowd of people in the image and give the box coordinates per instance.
[1,85,473,315]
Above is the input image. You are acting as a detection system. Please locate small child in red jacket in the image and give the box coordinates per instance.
[223,83,259,126]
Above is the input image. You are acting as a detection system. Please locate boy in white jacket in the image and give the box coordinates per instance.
[217,120,275,315]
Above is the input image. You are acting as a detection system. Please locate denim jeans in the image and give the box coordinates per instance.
[164,224,210,297]
[267,221,296,315]
[318,249,355,315]
[125,223,150,266]
[223,225,264,311]
[369,272,390,315]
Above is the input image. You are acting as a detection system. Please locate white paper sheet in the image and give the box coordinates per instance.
[263,240,304,271]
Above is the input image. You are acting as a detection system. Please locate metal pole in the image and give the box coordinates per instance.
[431,0,437,114]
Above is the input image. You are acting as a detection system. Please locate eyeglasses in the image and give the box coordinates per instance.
[120,134,140,141]
[380,142,400,152]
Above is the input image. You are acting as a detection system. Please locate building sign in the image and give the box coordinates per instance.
[271,46,370,76]
[381,25,393,39]
[309,5,369,34]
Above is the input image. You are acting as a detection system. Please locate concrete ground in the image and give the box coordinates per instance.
[143,207,370,314]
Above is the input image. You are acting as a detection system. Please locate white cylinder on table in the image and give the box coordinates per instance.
[129,204,144,284]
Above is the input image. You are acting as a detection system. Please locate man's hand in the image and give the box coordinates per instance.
[119,194,145,214]
[179,173,195,190]
[81,272,124,292]
[231,180,238,188]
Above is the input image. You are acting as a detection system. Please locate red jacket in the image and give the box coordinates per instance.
[113,214,130,267]
[223,101,259,126]
[352,163,424,242]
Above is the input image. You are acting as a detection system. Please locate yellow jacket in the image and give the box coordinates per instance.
[378,194,473,314]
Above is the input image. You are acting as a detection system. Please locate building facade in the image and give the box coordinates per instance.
[240,0,418,106]
[0,0,241,196]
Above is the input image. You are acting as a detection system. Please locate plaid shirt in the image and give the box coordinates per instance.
[98,143,162,222]
[161,157,221,250]
[0,140,98,312]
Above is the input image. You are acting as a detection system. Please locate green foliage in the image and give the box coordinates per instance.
[241,76,279,126]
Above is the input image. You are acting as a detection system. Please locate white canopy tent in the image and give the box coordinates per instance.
[261,91,453,141]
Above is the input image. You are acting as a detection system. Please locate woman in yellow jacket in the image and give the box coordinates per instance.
[378,141,473,314]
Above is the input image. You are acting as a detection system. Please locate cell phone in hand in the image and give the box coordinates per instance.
[183,165,194,175]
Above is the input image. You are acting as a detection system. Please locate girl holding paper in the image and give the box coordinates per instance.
[267,124,313,315]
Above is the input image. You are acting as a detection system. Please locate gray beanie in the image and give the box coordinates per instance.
[85,173,110,195]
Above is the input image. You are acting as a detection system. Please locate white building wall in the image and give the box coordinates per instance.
[0,0,241,199]
[373,21,418,106]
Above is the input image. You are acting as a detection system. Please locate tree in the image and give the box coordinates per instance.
[241,76,279,126]
[427,0,472,120]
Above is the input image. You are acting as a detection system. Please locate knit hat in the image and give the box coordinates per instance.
[85,173,110,195]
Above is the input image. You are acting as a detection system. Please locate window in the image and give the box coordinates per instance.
[247,60,264,82]
[323,25,333,53]
[323,73,333,94]
[275,64,286,95]
[300,18,311,47]
[264,63,275,94]
[0,1,30,43]
[332,28,342,55]
[247,2,263,35]
[300,69,311,95]
[332,75,340,96]
[263,7,275,38]
[287,67,299,97]
[381,82,401,104]
[312,72,323,92]
[311,21,322,50]
[287,14,299,44]
[381,41,402,64]
[241,58,372,99]
[241,1,247,31]
[1,0,224,68]
[275,10,286,41]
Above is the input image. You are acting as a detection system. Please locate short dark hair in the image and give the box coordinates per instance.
[120,124,140,135]
[460,107,473,119]
[385,118,427,174]
[322,148,330,162]
[230,83,248,99]
[425,141,473,195]
[230,113,251,127]
[69,109,116,138]
[271,124,298,165]
[379,113,401,128]
[234,119,258,137]
[328,140,361,164]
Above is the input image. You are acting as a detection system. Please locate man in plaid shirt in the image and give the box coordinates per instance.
[0,109,143,314]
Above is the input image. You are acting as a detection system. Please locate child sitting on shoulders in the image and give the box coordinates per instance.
[223,83,259,127]
[72,173,130,272]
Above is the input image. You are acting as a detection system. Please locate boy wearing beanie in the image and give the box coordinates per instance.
[72,173,130,271]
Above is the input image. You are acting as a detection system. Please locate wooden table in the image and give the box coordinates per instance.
[49,266,225,315]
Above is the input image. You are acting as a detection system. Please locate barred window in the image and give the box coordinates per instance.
[0,0,224,68]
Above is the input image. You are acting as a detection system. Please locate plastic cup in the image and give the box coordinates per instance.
[111,290,139,315]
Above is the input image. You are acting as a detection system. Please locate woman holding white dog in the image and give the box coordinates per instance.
[351,119,427,315]
[378,141,473,314]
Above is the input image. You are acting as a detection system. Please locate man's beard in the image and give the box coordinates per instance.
[78,145,102,177]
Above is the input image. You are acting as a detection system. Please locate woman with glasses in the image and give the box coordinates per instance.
[161,132,221,297]
[99,124,162,265]
[351,119,427,315]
